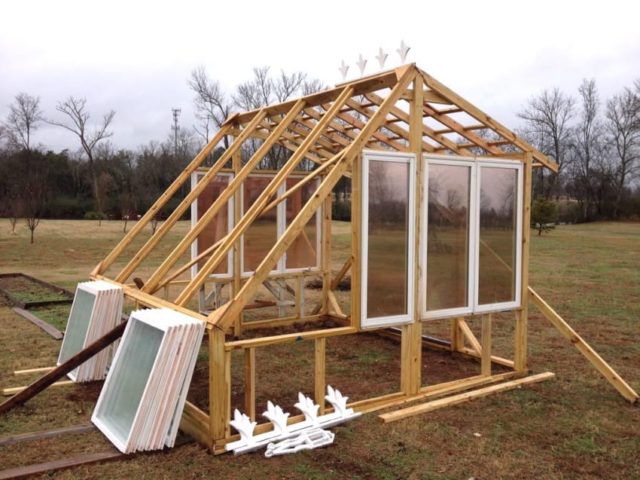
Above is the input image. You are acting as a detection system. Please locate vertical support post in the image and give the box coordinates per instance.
[209,327,230,447]
[515,152,533,371]
[402,74,424,395]
[232,142,243,336]
[350,154,362,330]
[321,190,332,315]
[481,314,492,376]
[244,347,256,421]
[450,317,463,352]
[315,337,326,414]
[295,275,303,319]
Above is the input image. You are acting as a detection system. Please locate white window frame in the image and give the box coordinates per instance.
[474,161,523,313]
[421,157,477,320]
[241,173,322,277]
[361,150,416,329]
[421,154,523,319]
[190,172,234,279]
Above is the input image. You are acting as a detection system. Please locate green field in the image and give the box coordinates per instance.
[0,219,639,479]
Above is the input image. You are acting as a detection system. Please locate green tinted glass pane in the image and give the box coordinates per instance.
[59,288,95,363]
[96,320,164,446]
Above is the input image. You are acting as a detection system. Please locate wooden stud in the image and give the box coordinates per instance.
[225,326,356,351]
[209,327,230,444]
[321,191,332,315]
[315,337,326,414]
[458,318,482,355]
[481,314,492,376]
[529,287,639,403]
[350,152,362,330]
[244,348,256,420]
[380,372,556,423]
[515,152,532,371]
[232,139,243,336]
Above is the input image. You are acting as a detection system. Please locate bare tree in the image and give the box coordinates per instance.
[606,86,640,217]
[48,97,115,224]
[189,66,232,147]
[4,93,43,151]
[518,88,574,198]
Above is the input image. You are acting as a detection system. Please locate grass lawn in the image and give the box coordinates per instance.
[0,219,639,479]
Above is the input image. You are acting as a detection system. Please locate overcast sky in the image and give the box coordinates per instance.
[2,0,639,153]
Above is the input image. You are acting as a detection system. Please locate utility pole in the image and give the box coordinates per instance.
[171,108,181,158]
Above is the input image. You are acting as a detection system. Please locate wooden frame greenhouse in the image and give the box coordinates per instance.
[86,64,638,453]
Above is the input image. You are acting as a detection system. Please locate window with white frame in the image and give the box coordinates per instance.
[240,174,321,276]
[190,172,234,278]
[361,151,416,329]
[422,155,523,319]
[191,171,322,279]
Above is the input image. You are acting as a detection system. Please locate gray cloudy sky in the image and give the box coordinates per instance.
[2,0,639,153]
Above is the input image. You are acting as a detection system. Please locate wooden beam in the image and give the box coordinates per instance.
[380,372,555,423]
[0,321,127,415]
[244,348,256,420]
[458,318,482,354]
[315,337,326,414]
[234,69,399,125]
[225,326,356,351]
[365,92,472,156]
[12,308,63,340]
[209,328,230,444]
[481,314,492,376]
[515,152,533,371]
[95,124,231,275]
[419,68,558,172]
[528,287,639,403]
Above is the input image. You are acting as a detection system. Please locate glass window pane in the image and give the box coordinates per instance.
[366,160,410,318]
[426,164,470,311]
[243,176,278,273]
[195,174,230,275]
[58,288,95,364]
[285,176,319,269]
[478,167,518,305]
[96,320,164,446]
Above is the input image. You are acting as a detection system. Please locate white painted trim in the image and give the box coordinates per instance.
[421,154,523,320]
[361,150,416,329]
[473,162,523,313]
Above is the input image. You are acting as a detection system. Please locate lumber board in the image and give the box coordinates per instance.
[418,68,558,172]
[0,320,127,415]
[0,424,93,447]
[14,366,55,375]
[380,372,556,423]
[12,308,63,340]
[3,381,72,396]
[528,287,639,403]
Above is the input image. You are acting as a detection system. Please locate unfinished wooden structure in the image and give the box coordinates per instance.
[87,64,638,453]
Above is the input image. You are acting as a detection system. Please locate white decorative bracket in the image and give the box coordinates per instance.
[263,401,290,435]
[295,392,320,426]
[229,409,257,447]
[325,385,354,418]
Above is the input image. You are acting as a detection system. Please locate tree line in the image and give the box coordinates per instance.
[0,67,323,242]
[1,68,638,243]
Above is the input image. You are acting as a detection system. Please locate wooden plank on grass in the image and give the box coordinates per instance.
[0,424,94,447]
[380,372,555,423]
[3,381,73,397]
[12,308,63,340]
[0,321,127,415]
[529,287,639,403]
